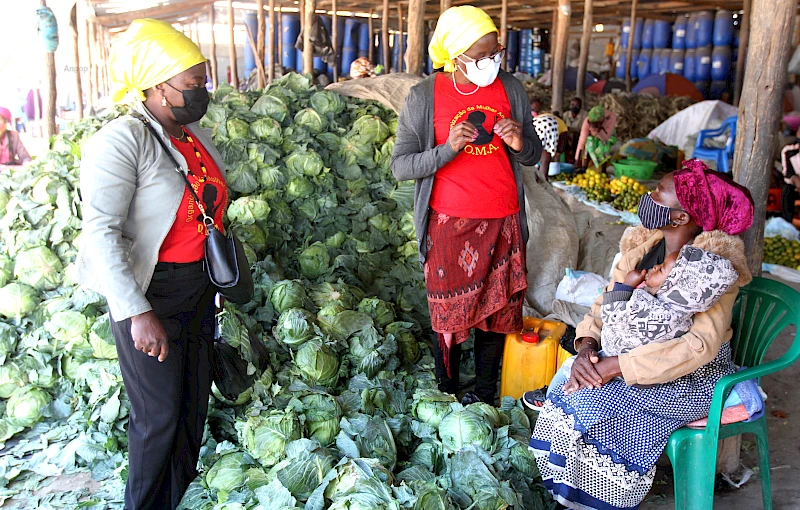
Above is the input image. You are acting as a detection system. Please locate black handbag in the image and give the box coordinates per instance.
[133,113,254,304]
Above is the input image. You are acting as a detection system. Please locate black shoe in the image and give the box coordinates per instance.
[522,387,548,411]
[460,392,482,405]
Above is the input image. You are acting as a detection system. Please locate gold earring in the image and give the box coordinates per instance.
[671,221,679,228]
[161,97,167,107]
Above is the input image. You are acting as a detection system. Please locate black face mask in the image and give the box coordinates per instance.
[570,106,581,115]
[166,82,210,125]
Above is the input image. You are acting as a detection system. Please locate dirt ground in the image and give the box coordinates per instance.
[640,274,800,510]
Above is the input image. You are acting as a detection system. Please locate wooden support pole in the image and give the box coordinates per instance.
[278,5,284,70]
[382,0,390,73]
[368,9,374,63]
[88,21,99,102]
[406,0,425,75]
[85,20,94,110]
[246,25,267,85]
[268,0,276,83]
[397,3,404,73]
[69,4,84,119]
[500,0,508,70]
[733,0,751,106]
[733,0,795,276]
[256,0,266,88]
[303,0,315,75]
[551,0,571,114]
[40,0,57,138]
[576,0,592,102]
[227,0,239,89]
[625,0,638,92]
[209,6,219,90]
[441,0,451,14]
[33,87,42,138]
[332,0,339,81]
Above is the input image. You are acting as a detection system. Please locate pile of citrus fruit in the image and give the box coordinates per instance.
[565,170,648,211]
[763,236,800,270]
[610,176,649,213]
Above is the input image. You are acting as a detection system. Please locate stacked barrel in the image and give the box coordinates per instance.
[616,11,738,99]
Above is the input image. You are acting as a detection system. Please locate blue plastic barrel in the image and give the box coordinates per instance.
[532,47,544,76]
[694,80,710,98]
[695,11,714,48]
[659,48,671,74]
[507,30,520,72]
[732,46,739,63]
[684,48,697,81]
[621,17,644,49]
[650,48,662,76]
[733,28,740,48]
[695,46,712,81]
[341,19,358,75]
[709,80,729,100]
[637,49,652,79]
[686,13,699,49]
[616,49,639,79]
[244,12,258,78]
[653,20,672,49]
[673,16,688,50]
[642,19,655,49]
[358,22,371,58]
[713,10,735,46]
[711,46,732,81]
[669,49,685,75]
[282,14,300,71]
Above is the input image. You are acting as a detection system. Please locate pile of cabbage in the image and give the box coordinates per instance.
[0,74,554,509]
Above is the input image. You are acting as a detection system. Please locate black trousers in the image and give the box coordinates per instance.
[110,262,216,510]
[781,183,798,223]
[433,329,506,405]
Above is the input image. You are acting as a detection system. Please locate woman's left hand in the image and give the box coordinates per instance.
[494,119,524,152]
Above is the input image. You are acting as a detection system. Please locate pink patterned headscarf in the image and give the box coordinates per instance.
[673,159,754,236]
[0,107,11,124]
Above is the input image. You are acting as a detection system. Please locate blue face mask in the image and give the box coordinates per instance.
[638,192,676,229]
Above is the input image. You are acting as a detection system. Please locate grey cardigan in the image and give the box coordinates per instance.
[76,102,226,321]
[390,70,542,264]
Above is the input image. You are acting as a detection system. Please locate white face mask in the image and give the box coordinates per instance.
[457,52,502,88]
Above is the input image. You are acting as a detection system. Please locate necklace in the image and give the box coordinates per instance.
[183,130,208,183]
[451,71,480,96]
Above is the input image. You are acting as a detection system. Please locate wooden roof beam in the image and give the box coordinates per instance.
[95,0,216,27]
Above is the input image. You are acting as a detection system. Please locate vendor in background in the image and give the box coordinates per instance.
[0,107,31,166]
[78,20,227,509]
[530,97,543,117]
[563,97,587,132]
[576,105,618,169]
[350,56,378,79]
[392,6,541,406]
[780,141,800,223]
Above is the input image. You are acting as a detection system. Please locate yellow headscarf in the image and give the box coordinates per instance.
[428,6,498,73]
[110,19,207,103]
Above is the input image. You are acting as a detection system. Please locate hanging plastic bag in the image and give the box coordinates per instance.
[211,339,256,402]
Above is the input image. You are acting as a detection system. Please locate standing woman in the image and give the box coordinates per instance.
[391,6,542,405]
[76,20,228,509]
[576,105,618,169]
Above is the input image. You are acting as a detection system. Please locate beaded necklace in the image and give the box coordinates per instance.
[180,130,208,184]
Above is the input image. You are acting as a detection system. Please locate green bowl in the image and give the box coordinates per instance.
[612,159,658,180]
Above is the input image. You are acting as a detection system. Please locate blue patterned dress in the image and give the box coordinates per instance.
[529,343,735,510]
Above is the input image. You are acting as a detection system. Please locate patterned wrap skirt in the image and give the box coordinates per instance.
[529,342,735,510]
[424,211,528,376]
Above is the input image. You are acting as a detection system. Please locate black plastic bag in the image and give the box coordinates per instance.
[211,339,255,402]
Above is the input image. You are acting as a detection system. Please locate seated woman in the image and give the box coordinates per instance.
[0,107,31,166]
[529,160,755,510]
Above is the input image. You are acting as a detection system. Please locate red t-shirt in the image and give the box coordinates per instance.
[159,131,228,263]
[430,73,519,218]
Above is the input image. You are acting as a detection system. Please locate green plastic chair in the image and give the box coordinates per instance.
[666,277,800,510]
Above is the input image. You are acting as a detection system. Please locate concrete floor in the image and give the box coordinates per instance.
[641,274,800,510]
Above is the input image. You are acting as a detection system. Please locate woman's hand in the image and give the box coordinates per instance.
[564,338,601,394]
[131,311,169,362]
[494,118,524,152]
[448,121,478,152]
[594,356,622,383]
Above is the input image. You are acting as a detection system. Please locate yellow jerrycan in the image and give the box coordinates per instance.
[500,317,567,400]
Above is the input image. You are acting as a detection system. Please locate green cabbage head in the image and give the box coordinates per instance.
[411,389,456,428]
[6,387,51,427]
[294,340,339,387]
[239,409,302,467]
[438,409,493,453]
[0,283,40,320]
[14,247,63,291]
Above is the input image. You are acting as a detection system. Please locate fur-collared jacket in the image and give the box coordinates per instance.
[576,226,752,385]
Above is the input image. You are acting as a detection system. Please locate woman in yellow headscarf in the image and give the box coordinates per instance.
[391,6,542,406]
[77,19,228,509]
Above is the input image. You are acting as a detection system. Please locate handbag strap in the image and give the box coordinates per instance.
[131,112,215,229]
